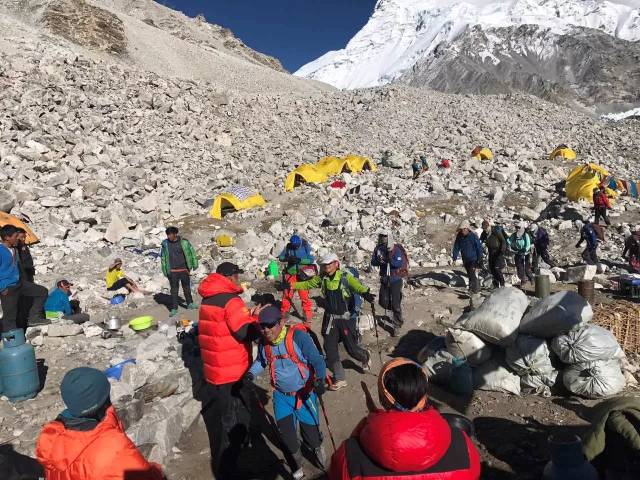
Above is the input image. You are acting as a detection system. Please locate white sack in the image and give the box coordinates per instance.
[473,356,521,395]
[456,287,528,347]
[520,291,592,338]
[551,324,622,364]
[521,370,558,397]
[445,328,492,366]
[506,335,554,376]
[563,360,626,399]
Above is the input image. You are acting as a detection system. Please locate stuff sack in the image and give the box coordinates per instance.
[298,263,319,281]
[506,335,554,376]
[551,324,622,364]
[563,360,626,399]
[445,328,492,366]
[456,287,528,347]
[521,370,558,396]
[473,355,521,395]
[520,291,592,338]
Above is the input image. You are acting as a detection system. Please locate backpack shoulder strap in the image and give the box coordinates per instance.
[287,325,310,379]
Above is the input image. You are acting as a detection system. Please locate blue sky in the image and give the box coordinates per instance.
[156,1,377,72]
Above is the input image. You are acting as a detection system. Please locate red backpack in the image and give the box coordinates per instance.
[394,244,410,278]
[263,324,315,403]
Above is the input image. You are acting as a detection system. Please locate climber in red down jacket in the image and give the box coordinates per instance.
[329,358,481,480]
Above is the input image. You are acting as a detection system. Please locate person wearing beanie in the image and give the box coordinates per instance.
[293,253,375,390]
[508,222,534,286]
[480,220,508,288]
[452,221,484,294]
[329,358,481,479]
[197,261,263,478]
[278,234,316,325]
[245,306,328,478]
[528,223,556,274]
[36,367,163,480]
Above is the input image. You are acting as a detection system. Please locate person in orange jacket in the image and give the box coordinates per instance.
[36,367,164,480]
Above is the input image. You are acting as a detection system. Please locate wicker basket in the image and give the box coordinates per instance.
[593,301,640,354]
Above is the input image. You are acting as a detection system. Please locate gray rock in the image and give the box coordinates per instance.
[47,324,83,337]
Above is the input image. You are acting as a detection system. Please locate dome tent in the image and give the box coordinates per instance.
[209,186,266,219]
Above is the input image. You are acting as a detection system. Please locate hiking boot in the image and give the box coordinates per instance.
[169,309,178,317]
[292,451,305,479]
[292,468,305,480]
[362,352,372,371]
[329,380,347,391]
[187,303,198,310]
[313,446,326,469]
[29,317,51,327]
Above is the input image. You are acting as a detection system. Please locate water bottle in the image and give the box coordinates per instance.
[0,329,40,402]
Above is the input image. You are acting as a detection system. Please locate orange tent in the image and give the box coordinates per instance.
[0,212,39,244]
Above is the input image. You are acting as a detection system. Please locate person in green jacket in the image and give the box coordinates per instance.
[508,223,534,286]
[160,226,198,316]
[293,252,375,390]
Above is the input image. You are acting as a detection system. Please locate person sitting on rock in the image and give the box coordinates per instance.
[161,226,199,316]
[529,223,556,274]
[576,218,603,274]
[329,358,481,479]
[623,226,640,273]
[105,258,142,295]
[452,220,484,294]
[278,234,315,325]
[245,306,328,479]
[44,279,90,324]
[36,367,164,480]
[293,253,375,390]
[508,222,534,286]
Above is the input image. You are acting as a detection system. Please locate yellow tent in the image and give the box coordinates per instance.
[0,212,38,244]
[565,163,617,203]
[471,146,493,160]
[284,164,329,192]
[550,145,577,161]
[285,155,376,191]
[209,186,266,219]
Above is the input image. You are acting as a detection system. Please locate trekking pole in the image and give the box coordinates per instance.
[370,301,383,366]
[318,393,337,453]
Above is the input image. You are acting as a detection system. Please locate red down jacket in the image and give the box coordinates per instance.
[329,408,481,480]
[198,273,256,385]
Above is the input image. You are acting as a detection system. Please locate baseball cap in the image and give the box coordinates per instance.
[319,253,339,265]
[258,305,282,328]
[216,262,244,276]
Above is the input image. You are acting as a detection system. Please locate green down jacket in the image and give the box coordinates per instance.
[160,238,198,277]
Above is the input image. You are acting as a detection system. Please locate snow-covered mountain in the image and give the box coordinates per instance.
[296,0,640,111]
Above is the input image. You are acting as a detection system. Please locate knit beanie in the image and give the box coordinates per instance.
[60,367,111,417]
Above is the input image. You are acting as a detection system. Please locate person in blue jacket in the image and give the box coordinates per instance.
[278,234,315,324]
[576,219,602,273]
[452,220,484,294]
[44,279,90,324]
[245,306,327,479]
[0,225,21,333]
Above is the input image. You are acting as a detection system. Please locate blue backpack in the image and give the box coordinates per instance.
[340,266,363,318]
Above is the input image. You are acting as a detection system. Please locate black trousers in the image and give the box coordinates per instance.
[464,262,480,293]
[488,254,505,288]
[594,207,611,226]
[532,247,555,273]
[322,313,369,381]
[169,271,193,309]
[515,254,534,283]
[0,286,20,332]
[379,279,403,325]
[201,380,253,479]
[276,414,322,456]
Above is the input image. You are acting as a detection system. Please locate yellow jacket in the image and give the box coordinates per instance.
[106,268,124,289]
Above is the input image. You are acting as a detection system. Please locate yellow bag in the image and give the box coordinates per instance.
[215,234,235,247]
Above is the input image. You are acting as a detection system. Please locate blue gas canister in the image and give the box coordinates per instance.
[0,329,40,402]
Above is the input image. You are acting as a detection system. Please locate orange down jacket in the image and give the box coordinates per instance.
[36,406,164,480]
[198,273,257,385]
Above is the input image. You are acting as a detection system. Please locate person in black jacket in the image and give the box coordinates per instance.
[480,220,508,288]
[15,228,35,282]
[529,224,556,274]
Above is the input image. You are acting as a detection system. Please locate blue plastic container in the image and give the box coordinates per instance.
[0,329,40,402]
[105,358,136,381]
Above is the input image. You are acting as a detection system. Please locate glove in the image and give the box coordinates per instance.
[314,378,326,396]
[242,372,254,386]
[362,290,375,304]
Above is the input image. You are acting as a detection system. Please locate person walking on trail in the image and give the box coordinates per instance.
[411,158,422,179]
[161,226,198,316]
[278,234,315,325]
[198,262,262,479]
[508,223,534,286]
[44,279,90,324]
[36,367,164,480]
[106,258,143,295]
[529,224,556,274]
[371,231,408,334]
[593,187,612,226]
[0,225,47,333]
[576,219,603,274]
[293,253,375,391]
[480,219,508,288]
[329,358,481,480]
[623,226,640,273]
[245,306,327,479]
[452,221,484,294]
